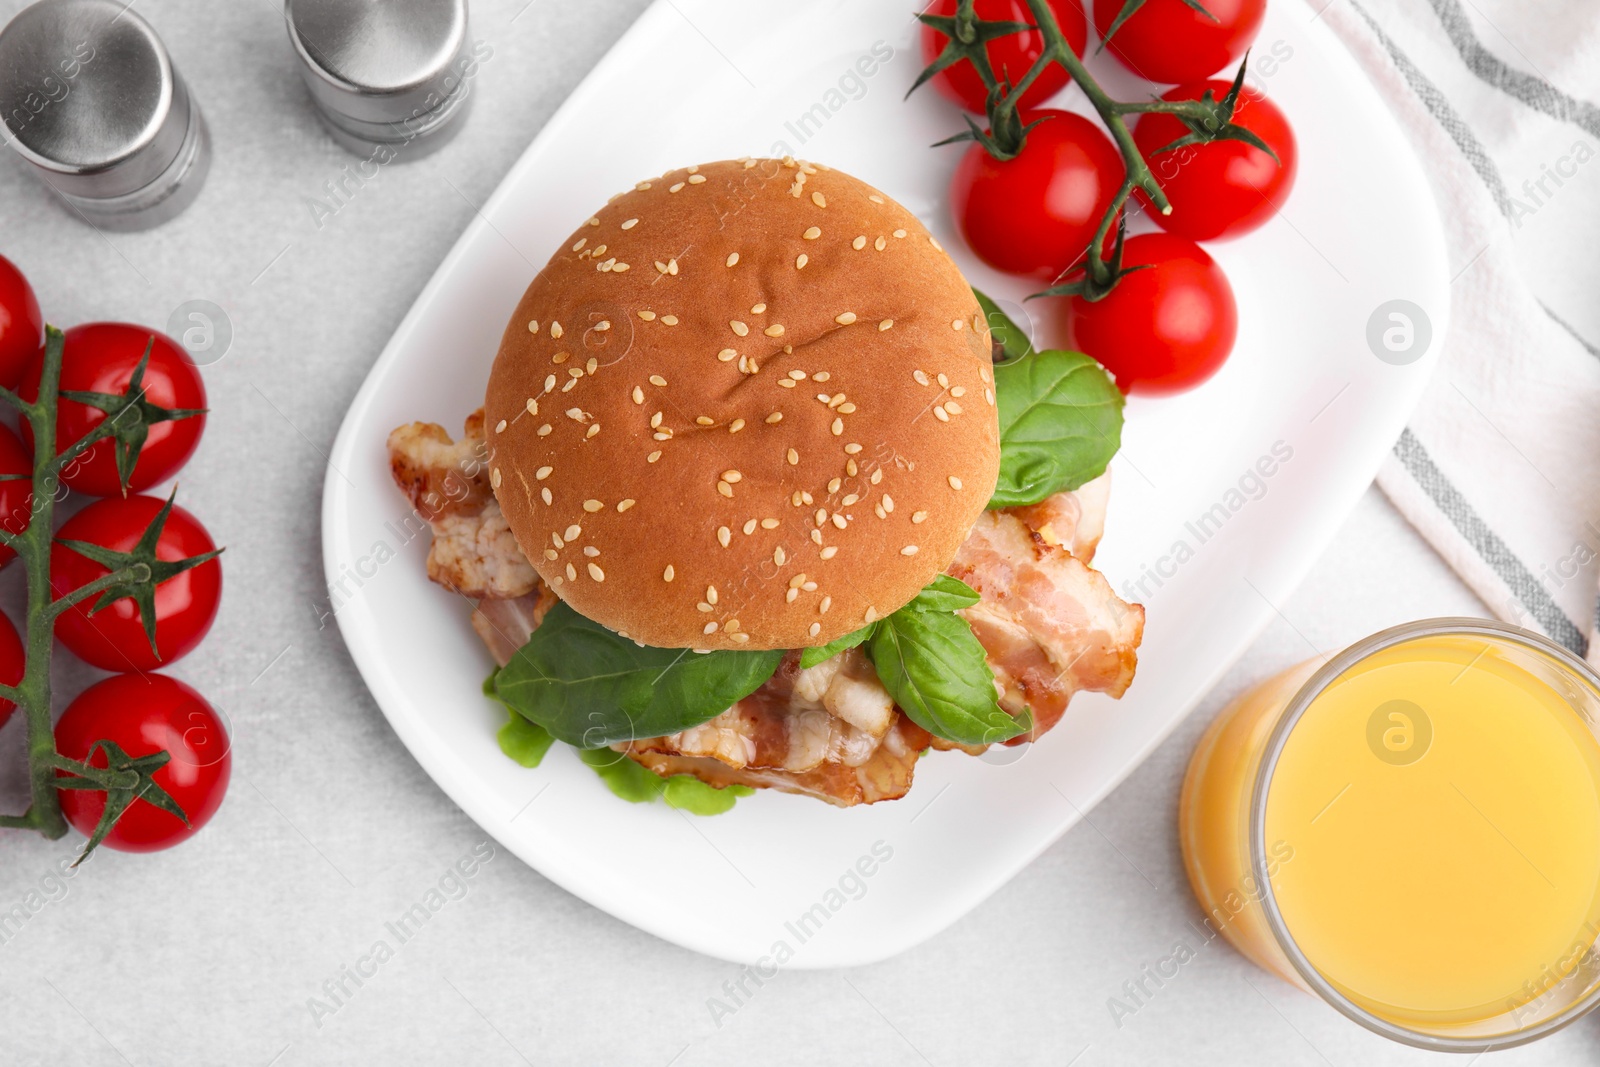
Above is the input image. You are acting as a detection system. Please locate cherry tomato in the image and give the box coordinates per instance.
[1062,233,1237,394]
[0,256,42,392]
[22,322,206,497]
[921,0,1088,114]
[1133,81,1298,241]
[51,495,221,672]
[54,673,230,852]
[0,610,23,730]
[951,109,1124,281]
[1092,0,1265,85]
[0,423,32,567]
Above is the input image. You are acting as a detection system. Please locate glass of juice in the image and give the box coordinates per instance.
[1180,618,1600,1050]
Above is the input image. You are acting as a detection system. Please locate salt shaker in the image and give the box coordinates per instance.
[0,0,210,231]
[284,0,478,161]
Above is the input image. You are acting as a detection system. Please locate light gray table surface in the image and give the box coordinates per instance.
[0,1,1594,1064]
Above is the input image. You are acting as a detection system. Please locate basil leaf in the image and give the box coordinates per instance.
[494,602,783,748]
[991,348,1124,508]
[868,607,1028,746]
[798,625,875,669]
[974,288,1035,364]
[902,574,982,613]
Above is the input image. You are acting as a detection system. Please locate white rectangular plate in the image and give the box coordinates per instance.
[323,0,1448,966]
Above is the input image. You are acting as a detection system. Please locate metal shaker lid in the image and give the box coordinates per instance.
[285,0,471,143]
[0,0,193,199]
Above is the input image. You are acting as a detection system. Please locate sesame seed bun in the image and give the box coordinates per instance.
[484,158,999,650]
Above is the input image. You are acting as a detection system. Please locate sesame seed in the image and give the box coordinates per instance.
[717,527,731,547]
[586,562,604,582]
[934,406,950,422]
[731,633,751,644]
[551,322,564,339]
[544,549,558,560]
[838,402,856,414]
[786,588,799,603]
[631,386,644,404]
[831,514,847,530]
[869,194,884,203]
[811,530,824,545]
[495,419,507,433]
[668,260,679,275]
[670,182,685,193]
[828,477,842,493]
[951,386,967,398]
[952,318,965,330]
[814,371,831,382]
[901,545,919,557]
[566,563,577,581]
[697,602,712,612]
[948,476,963,490]
[796,254,809,269]
[663,565,675,582]
[778,379,796,389]
[638,310,656,321]
[617,499,636,512]
[707,586,719,604]
[717,481,733,498]
[731,321,749,337]
[688,174,707,184]
[723,469,743,483]
[726,252,740,267]
[774,547,786,565]
[696,416,714,426]
[751,303,767,315]
[789,573,807,588]
[552,576,564,587]
[653,432,671,441]
[883,494,895,513]
[808,622,822,638]
[587,217,599,226]
[930,237,944,252]
[583,546,599,557]
[544,375,556,393]
[947,401,964,415]
[816,393,830,404]
[852,236,867,250]
[650,374,667,386]
[842,493,859,506]
[820,596,832,613]
[561,380,577,394]
[491,468,502,488]
[553,352,571,364]
[538,424,552,436]
[648,450,662,463]
[613,262,631,272]
[661,315,678,326]
[846,459,858,476]
[583,499,603,512]
[586,356,599,374]
[913,370,929,385]
[655,261,669,274]
[820,545,838,560]
[831,418,843,436]
[535,465,553,480]
[621,218,638,230]
[743,519,757,535]
[871,469,883,484]
[894,229,907,239]
[787,448,799,465]
[703,622,718,635]
[938,373,950,387]
[835,312,856,325]
[566,407,585,421]
[875,504,886,519]
[879,319,894,331]
[761,518,779,529]
[565,525,582,540]
[593,244,607,256]
[815,509,828,525]
[528,319,541,333]
[864,607,878,624]
[718,348,738,362]
[803,226,822,240]
[567,368,583,379]
[875,237,887,251]
[729,418,746,432]
[765,324,784,337]
[844,443,863,454]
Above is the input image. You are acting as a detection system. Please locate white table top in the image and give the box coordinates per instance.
[0,1,1592,1063]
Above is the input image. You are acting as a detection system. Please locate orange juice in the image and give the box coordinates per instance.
[1180,620,1600,1050]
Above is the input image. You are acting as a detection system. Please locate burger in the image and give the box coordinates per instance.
[388,157,1144,808]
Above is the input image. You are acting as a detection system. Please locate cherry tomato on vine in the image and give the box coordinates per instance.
[0,423,32,567]
[21,322,206,497]
[1062,233,1238,394]
[51,495,222,672]
[54,673,230,852]
[1092,0,1265,85]
[1133,81,1298,241]
[920,0,1088,114]
[950,109,1124,281]
[0,256,42,392]
[0,610,23,730]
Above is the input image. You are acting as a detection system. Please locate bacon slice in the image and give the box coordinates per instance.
[390,416,1143,805]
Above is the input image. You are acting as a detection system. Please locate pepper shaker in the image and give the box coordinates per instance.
[285,0,477,161]
[0,0,210,231]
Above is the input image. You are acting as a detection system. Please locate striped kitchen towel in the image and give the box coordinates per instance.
[1322,0,1600,662]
